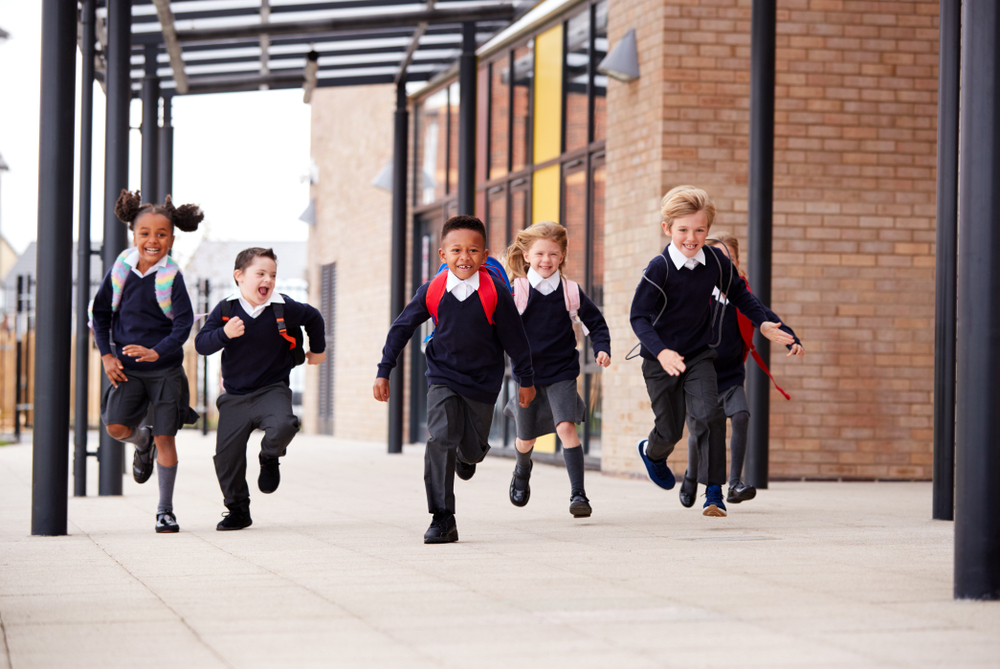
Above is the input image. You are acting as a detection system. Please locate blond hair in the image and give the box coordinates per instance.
[504,221,568,279]
[660,185,716,230]
[707,231,745,278]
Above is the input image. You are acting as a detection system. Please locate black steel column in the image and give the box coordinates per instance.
[388,80,408,454]
[743,0,776,489]
[99,0,131,497]
[31,0,77,536]
[158,94,173,202]
[74,0,96,498]
[14,276,23,444]
[456,22,476,215]
[201,279,209,436]
[933,0,961,522]
[141,45,159,204]
[955,0,1000,601]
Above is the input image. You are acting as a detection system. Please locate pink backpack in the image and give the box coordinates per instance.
[512,276,590,337]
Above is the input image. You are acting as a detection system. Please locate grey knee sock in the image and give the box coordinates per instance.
[729,411,750,486]
[121,425,150,448]
[685,431,699,481]
[563,446,585,494]
[157,462,177,514]
[515,447,533,477]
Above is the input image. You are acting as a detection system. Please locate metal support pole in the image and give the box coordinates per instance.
[158,94,173,202]
[388,80,408,454]
[74,0,96,498]
[31,0,77,536]
[141,45,159,204]
[456,22,476,215]
[99,0,131,497]
[14,275,23,444]
[933,0,961,522]
[202,279,210,436]
[743,0,776,490]
[954,0,1000,601]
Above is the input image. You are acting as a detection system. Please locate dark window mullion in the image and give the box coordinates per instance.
[587,0,596,145]
[444,85,452,195]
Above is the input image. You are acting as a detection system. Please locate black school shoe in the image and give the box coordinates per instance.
[679,472,698,508]
[424,510,458,544]
[131,426,156,484]
[455,461,476,481]
[569,490,592,518]
[217,503,253,531]
[727,481,757,504]
[509,461,532,507]
[155,512,179,533]
[258,455,280,494]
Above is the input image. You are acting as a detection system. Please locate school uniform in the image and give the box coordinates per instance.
[377,270,534,514]
[630,243,772,487]
[503,268,610,440]
[195,293,325,509]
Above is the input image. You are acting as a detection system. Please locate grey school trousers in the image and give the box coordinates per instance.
[214,383,300,508]
[424,384,494,514]
[641,348,726,487]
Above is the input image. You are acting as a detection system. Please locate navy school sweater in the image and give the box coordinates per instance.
[519,282,610,386]
[377,274,534,405]
[712,277,800,393]
[195,294,326,395]
[630,244,771,361]
[91,268,194,371]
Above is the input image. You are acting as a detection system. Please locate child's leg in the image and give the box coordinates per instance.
[213,393,256,509]
[728,411,750,486]
[153,436,178,516]
[424,385,463,514]
[640,359,686,461]
[682,357,725,487]
[685,430,699,481]
[556,422,587,495]
[255,385,299,459]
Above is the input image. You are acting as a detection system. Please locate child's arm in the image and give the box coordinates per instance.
[373,284,431,401]
[290,298,327,364]
[91,273,129,386]
[121,273,195,363]
[578,289,611,367]
[194,301,238,356]
[760,302,804,357]
[719,254,795,348]
[629,257,672,357]
[493,284,535,406]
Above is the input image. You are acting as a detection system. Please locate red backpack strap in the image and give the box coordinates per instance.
[271,302,297,350]
[425,272,448,325]
[221,299,232,322]
[736,309,791,400]
[477,268,498,325]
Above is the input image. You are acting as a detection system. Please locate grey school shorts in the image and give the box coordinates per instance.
[719,385,750,418]
[503,378,587,441]
[100,365,199,437]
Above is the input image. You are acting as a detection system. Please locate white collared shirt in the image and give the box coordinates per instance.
[527,267,561,296]
[668,242,706,271]
[445,269,480,302]
[227,291,285,319]
[125,249,169,279]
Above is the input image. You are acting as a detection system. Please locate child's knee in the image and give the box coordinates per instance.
[731,411,750,431]
[555,422,578,442]
[271,415,300,444]
[106,424,130,440]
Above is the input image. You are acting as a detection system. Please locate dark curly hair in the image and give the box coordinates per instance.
[114,189,204,232]
[441,215,486,246]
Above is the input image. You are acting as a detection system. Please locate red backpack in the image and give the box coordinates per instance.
[734,277,790,400]
[425,267,500,326]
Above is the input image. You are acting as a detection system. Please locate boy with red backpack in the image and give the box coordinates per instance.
[374,215,535,544]
[195,247,326,531]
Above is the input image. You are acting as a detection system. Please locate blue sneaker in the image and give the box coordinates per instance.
[636,439,676,490]
[703,485,727,517]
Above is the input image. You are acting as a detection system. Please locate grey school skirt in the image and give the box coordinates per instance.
[503,378,587,441]
[719,385,750,418]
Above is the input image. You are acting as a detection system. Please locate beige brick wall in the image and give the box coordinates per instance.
[601,0,938,480]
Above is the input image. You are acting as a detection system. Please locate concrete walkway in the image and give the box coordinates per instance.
[0,432,997,668]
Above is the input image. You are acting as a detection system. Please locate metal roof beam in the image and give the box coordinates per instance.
[395,0,434,84]
[152,0,189,93]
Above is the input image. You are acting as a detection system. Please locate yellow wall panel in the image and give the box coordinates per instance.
[533,24,563,164]
[532,164,560,225]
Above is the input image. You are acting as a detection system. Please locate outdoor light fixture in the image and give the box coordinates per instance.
[303,49,320,103]
[597,28,639,82]
[372,161,435,191]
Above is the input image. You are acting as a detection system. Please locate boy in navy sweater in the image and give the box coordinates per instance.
[374,215,535,544]
[196,247,326,530]
[631,186,794,517]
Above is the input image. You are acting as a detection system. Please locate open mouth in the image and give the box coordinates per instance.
[143,247,161,255]
[258,286,270,297]
[456,265,474,272]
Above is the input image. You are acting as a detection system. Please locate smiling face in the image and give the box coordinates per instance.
[234,255,277,307]
[526,238,564,279]
[132,213,174,268]
[663,209,710,259]
[438,228,487,281]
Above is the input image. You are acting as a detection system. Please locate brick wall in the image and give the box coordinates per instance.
[601,0,938,480]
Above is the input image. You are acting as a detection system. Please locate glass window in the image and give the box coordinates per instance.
[487,188,508,260]
[510,182,530,232]
[512,44,533,172]
[448,81,461,195]
[489,60,510,178]
[562,165,587,283]
[564,10,590,153]
[590,159,606,306]
[420,88,448,204]
[593,1,608,143]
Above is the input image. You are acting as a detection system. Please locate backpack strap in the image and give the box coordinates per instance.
[512,277,530,314]
[108,248,132,314]
[476,268,498,324]
[271,302,297,350]
[425,272,449,325]
[562,277,590,337]
[221,299,231,322]
[153,258,180,320]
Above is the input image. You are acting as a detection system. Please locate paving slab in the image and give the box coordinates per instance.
[0,432,997,668]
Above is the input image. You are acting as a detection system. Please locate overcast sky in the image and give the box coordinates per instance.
[0,3,312,263]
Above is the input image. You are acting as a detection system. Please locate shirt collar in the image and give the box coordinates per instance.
[445,269,480,293]
[228,291,285,318]
[667,242,706,270]
[527,267,561,292]
[125,249,169,278]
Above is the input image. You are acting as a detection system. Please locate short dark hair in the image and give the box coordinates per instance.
[441,215,487,246]
[233,247,278,286]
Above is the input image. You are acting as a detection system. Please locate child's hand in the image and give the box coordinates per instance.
[656,348,685,376]
[596,351,611,368]
[224,316,245,339]
[121,345,159,363]
[101,353,127,388]
[519,385,535,408]
[373,378,390,402]
[761,322,795,347]
[787,343,805,357]
[306,351,326,365]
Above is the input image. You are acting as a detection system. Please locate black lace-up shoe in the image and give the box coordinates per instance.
[455,461,476,481]
[726,481,756,504]
[258,455,280,494]
[509,461,532,507]
[131,426,156,484]
[217,503,252,531]
[569,491,592,518]
[155,512,179,533]
[679,472,698,508]
[423,510,458,544]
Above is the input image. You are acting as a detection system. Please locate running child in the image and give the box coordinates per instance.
[91,189,203,534]
[630,185,795,517]
[195,247,326,531]
[502,222,610,517]
[680,233,804,509]
[374,215,535,544]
